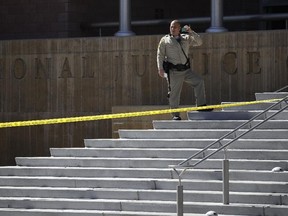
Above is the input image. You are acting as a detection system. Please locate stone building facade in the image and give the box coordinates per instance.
[0,0,287,40]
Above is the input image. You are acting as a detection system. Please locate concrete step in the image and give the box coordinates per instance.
[15,157,183,168]
[0,176,287,193]
[118,129,288,139]
[187,111,257,120]
[14,157,288,171]
[255,92,288,100]
[189,109,288,122]
[0,167,287,182]
[17,157,288,171]
[0,176,157,190]
[254,110,288,120]
[0,186,286,205]
[188,110,288,120]
[84,138,288,150]
[0,208,252,216]
[0,197,287,216]
[221,102,283,110]
[152,120,288,129]
[49,147,288,160]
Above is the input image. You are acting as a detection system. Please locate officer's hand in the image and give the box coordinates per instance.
[183,25,192,34]
[158,69,165,78]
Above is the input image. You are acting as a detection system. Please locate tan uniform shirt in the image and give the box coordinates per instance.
[157,31,202,70]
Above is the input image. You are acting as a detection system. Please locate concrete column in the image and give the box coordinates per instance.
[206,0,227,32]
[115,0,135,36]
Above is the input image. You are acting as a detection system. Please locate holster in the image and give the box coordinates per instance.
[163,61,170,74]
[162,61,171,98]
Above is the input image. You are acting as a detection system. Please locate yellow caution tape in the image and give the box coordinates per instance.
[0,98,284,128]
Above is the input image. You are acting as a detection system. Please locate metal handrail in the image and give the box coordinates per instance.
[171,95,288,216]
[172,96,288,170]
[275,85,288,92]
[86,13,288,28]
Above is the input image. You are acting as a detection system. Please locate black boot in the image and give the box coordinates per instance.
[198,104,214,112]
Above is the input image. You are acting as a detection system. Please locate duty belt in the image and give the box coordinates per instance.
[166,62,190,71]
[171,64,190,71]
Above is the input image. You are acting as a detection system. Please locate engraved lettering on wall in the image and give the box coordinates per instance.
[59,57,72,78]
[131,54,140,76]
[13,58,26,79]
[132,53,147,77]
[201,53,210,75]
[287,55,288,72]
[35,58,51,79]
[114,53,123,82]
[247,51,261,74]
[222,52,237,74]
[142,54,149,77]
[0,59,4,79]
[82,56,94,78]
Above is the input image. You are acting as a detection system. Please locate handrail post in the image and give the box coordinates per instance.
[173,168,184,216]
[223,159,229,204]
[177,184,184,216]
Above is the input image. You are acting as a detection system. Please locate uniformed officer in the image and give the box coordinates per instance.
[157,20,212,120]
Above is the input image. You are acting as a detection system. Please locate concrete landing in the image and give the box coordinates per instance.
[188,111,257,120]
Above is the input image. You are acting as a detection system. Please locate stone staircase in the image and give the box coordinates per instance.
[0,92,287,216]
